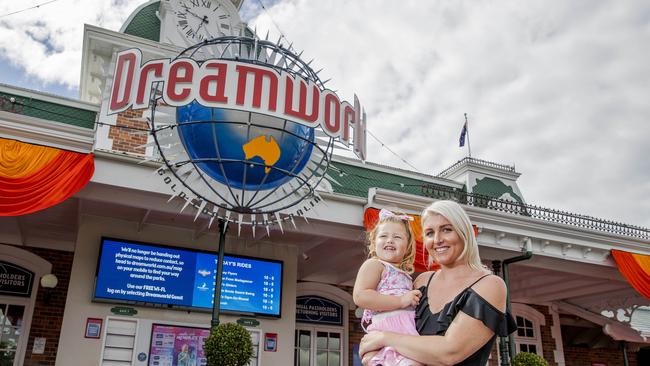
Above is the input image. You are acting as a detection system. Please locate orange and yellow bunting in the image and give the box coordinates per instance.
[611,249,650,300]
[0,138,94,216]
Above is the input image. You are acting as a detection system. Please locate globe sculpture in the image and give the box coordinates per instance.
[148,36,334,222]
[176,101,315,191]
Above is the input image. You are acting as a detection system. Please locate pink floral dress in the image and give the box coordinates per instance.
[362,260,422,366]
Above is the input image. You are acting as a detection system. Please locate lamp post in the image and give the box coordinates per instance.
[492,260,511,366]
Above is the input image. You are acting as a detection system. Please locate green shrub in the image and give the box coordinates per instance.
[203,323,253,366]
[512,352,549,366]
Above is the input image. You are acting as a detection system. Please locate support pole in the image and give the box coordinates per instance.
[622,342,629,366]
[502,242,533,361]
[492,260,511,366]
[211,219,229,328]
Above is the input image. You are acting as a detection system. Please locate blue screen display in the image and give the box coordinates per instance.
[94,238,282,317]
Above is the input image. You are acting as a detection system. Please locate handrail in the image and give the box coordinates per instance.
[420,184,650,240]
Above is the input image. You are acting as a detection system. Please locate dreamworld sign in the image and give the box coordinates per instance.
[108,48,366,159]
[105,42,366,230]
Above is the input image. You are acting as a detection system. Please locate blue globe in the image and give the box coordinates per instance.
[176,101,315,191]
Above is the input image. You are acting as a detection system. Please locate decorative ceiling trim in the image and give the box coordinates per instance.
[0,111,95,153]
[556,301,648,344]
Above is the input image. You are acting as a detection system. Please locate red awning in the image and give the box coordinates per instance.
[611,249,650,300]
[0,138,94,216]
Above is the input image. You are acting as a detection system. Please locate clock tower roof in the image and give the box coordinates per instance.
[119,1,250,45]
[120,0,162,42]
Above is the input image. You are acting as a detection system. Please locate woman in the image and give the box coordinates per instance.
[360,200,516,366]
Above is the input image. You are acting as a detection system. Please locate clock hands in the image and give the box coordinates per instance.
[181,7,210,25]
[195,16,208,38]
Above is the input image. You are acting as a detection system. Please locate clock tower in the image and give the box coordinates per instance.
[159,0,243,47]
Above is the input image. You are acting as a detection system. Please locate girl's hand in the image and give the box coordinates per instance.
[359,331,386,359]
[400,289,422,308]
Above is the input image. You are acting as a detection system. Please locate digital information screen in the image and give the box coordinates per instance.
[94,238,282,317]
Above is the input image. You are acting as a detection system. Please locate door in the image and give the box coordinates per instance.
[0,300,26,366]
[294,326,343,366]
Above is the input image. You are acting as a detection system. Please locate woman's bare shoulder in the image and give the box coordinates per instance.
[413,271,435,288]
[471,274,507,312]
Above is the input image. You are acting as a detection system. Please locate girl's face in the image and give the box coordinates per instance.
[422,214,465,267]
[374,221,409,265]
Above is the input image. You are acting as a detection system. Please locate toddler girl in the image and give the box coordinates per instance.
[353,209,423,366]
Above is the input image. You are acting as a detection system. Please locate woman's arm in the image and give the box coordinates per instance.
[360,275,507,365]
[353,259,420,311]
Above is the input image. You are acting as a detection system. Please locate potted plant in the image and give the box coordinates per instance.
[203,323,254,366]
[512,352,549,366]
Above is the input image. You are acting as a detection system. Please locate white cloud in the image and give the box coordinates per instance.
[0,0,143,87]
[0,0,648,229]
[249,0,650,228]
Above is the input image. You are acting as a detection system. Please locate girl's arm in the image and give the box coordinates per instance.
[360,275,507,365]
[353,259,420,311]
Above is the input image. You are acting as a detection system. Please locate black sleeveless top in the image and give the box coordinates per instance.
[415,274,517,366]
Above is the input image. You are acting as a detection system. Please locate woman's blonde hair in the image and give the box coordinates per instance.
[421,200,485,271]
[367,211,416,273]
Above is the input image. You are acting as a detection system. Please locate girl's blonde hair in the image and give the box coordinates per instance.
[421,200,485,271]
[367,210,416,273]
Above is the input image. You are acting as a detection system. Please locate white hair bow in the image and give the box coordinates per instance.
[378,208,414,222]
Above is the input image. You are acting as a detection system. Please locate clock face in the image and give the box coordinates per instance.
[173,0,238,43]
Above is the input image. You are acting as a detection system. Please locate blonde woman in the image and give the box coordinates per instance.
[360,200,516,366]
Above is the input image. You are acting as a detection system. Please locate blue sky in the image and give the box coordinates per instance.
[1,0,649,228]
[0,57,76,98]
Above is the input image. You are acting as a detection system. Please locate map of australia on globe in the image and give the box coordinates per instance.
[243,135,281,173]
[176,102,315,190]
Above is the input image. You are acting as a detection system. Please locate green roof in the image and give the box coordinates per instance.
[329,161,464,199]
[0,90,96,129]
[123,1,161,42]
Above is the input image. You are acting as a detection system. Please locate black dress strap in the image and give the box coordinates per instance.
[467,273,491,289]
[425,271,436,288]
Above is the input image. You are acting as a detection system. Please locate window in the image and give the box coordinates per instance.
[512,304,545,356]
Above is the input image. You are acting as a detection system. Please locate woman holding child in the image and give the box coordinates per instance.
[357,200,516,366]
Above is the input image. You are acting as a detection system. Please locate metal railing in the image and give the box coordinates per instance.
[421,184,650,240]
[437,157,516,177]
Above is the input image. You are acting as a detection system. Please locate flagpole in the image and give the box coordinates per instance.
[464,113,472,158]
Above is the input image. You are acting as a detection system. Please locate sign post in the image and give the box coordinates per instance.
[211,219,229,327]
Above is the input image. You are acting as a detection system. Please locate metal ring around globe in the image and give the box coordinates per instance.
[148,36,336,221]
[153,115,332,209]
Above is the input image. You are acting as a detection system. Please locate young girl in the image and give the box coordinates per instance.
[353,209,423,366]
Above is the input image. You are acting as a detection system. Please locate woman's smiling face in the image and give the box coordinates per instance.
[422,214,465,267]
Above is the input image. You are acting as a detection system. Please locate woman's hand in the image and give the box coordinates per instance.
[359,331,387,359]
[400,289,422,308]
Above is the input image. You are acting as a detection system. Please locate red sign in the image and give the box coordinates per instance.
[108,48,366,160]
[264,332,277,352]
[84,318,103,339]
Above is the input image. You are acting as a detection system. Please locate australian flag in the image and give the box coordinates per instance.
[459,121,468,147]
